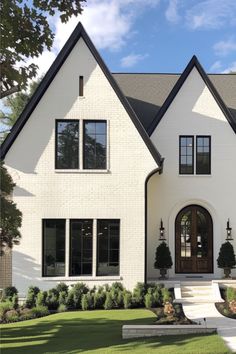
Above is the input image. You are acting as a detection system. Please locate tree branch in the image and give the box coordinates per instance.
[0,86,20,99]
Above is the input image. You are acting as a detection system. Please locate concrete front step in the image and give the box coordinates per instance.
[174,282,224,304]
[174,297,223,304]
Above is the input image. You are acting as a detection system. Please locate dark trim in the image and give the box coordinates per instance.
[0,22,162,168]
[55,119,80,169]
[42,218,66,277]
[174,204,213,274]
[179,135,194,175]
[148,55,236,136]
[83,120,107,170]
[96,219,120,277]
[79,76,84,96]
[196,135,211,175]
[144,168,160,284]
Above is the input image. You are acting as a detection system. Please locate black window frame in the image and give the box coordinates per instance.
[96,219,120,276]
[42,218,66,277]
[69,219,93,276]
[55,119,80,170]
[196,135,211,175]
[179,135,194,175]
[83,120,107,170]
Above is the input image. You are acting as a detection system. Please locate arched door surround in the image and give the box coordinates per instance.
[175,205,213,273]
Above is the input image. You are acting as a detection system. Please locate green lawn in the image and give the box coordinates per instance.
[0,309,231,354]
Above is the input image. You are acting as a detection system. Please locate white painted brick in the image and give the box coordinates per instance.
[4,38,157,294]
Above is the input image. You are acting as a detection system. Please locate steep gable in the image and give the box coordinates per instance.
[147,56,236,136]
[0,22,163,169]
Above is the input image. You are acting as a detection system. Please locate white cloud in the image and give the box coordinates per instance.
[186,0,236,30]
[54,0,161,52]
[28,50,57,78]
[165,0,181,24]
[213,38,236,56]
[209,60,222,72]
[222,61,236,73]
[120,53,148,68]
[20,0,161,84]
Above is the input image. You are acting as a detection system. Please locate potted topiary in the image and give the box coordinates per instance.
[217,242,236,278]
[154,242,173,279]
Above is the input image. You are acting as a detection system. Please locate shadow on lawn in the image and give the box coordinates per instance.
[1,312,219,354]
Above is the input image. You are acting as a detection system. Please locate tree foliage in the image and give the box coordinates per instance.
[217,242,236,269]
[0,0,86,98]
[154,242,173,269]
[0,161,22,255]
[0,79,41,140]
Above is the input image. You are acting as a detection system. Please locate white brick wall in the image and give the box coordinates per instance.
[4,38,157,294]
[148,67,236,279]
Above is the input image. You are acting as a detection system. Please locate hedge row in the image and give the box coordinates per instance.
[0,282,172,323]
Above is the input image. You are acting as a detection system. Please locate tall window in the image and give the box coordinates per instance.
[70,219,93,276]
[43,219,65,277]
[56,120,79,169]
[83,121,107,169]
[97,219,120,276]
[196,136,211,174]
[179,136,194,174]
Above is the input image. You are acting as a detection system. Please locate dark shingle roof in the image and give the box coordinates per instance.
[113,72,236,133]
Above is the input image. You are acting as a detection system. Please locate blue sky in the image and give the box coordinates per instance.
[31,0,236,76]
[1,0,236,132]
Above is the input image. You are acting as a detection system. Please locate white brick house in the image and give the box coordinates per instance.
[1,23,236,294]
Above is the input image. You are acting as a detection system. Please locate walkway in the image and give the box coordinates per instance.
[183,302,236,353]
[174,282,236,352]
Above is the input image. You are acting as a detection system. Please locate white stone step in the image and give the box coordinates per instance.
[174,297,224,304]
[174,282,224,304]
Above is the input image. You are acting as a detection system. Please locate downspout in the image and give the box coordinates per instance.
[144,158,164,284]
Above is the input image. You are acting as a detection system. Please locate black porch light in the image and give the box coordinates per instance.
[226,219,233,241]
[159,219,166,241]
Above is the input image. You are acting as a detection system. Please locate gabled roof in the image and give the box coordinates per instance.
[146,56,236,135]
[0,22,163,169]
[113,63,236,136]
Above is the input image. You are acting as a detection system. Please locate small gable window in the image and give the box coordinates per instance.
[79,76,84,96]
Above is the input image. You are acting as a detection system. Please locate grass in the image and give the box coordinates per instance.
[0,309,231,354]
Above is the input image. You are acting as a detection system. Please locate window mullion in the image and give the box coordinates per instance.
[93,219,97,277]
[65,219,70,277]
[79,120,83,169]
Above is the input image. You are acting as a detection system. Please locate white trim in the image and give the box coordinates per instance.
[55,169,110,174]
[79,120,83,169]
[42,276,122,281]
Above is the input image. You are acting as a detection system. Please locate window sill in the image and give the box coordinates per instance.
[42,275,122,281]
[55,169,110,174]
[178,174,212,177]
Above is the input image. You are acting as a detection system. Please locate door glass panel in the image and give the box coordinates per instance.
[196,210,208,258]
[180,211,191,257]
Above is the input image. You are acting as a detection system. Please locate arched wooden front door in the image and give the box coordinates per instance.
[175,205,213,273]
